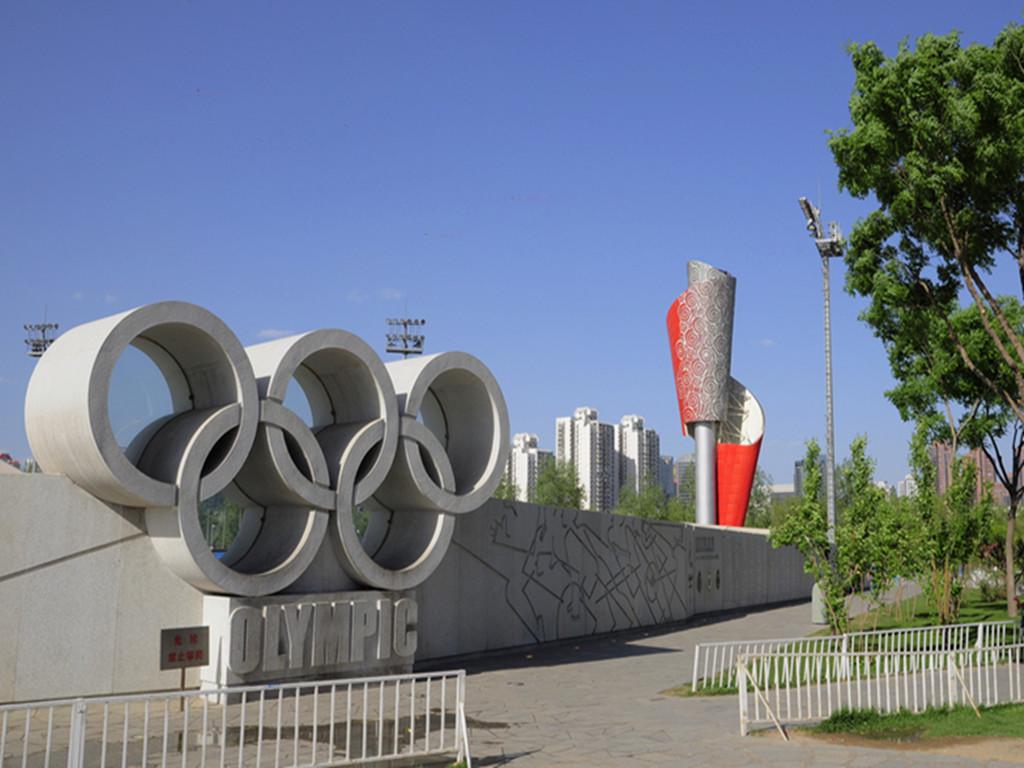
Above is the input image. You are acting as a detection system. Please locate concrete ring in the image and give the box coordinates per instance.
[382,352,510,514]
[332,419,455,591]
[25,301,259,508]
[144,404,329,596]
[245,330,399,503]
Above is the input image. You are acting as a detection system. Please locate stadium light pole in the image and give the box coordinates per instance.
[24,322,59,358]
[798,197,844,568]
[386,318,427,358]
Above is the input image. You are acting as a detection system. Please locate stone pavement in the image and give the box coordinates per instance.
[457,600,1021,767]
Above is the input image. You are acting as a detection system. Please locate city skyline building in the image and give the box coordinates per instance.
[970,447,1010,506]
[506,433,553,503]
[929,442,956,497]
[658,455,676,499]
[793,455,827,498]
[556,407,618,513]
[794,459,806,498]
[896,474,918,498]
[929,442,1009,507]
[674,453,695,506]
[516,412,737,513]
[615,414,661,495]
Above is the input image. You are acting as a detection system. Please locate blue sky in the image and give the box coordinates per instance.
[2,2,1022,485]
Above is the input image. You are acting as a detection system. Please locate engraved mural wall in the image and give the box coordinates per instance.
[415,499,813,660]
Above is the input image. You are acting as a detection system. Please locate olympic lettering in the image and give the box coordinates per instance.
[25,301,510,596]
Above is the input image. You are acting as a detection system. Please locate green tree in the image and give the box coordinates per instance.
[772,435,912,633]
[198,492,245,552]
[665,496,696,523]
[830,25,1024,614]
[535,460,585,509]
[614,477,695,523]
[906,305,1024,612]
[906,424,992,624]
[771,440,856,633]
[835,436,906,620]
[492,474,517,501]
[676,466,695,510]
[745,468,774,528]
[614,482,658,519]
[768,495,801,529]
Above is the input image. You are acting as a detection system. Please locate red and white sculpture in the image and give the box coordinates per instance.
[666,262,764,527]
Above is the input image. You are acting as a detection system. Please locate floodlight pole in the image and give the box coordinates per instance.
[24,322,59,358]
[798,197,843,568]
[821,247,838,562]
[386,318,427,359]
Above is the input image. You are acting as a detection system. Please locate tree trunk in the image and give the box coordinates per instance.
[1008,502,1019,617]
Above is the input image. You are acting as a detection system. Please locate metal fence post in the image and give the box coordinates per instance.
[840,633,849,680]
[947,652,957,707]
[456,672,472,768]
[692,647,701,691]
[738,657,748,737]
[65,699,87,768]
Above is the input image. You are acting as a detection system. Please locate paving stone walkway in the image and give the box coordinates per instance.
[459,601,1021,767]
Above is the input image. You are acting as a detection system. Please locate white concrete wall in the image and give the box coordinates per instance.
[0,474,203,703]
[0,477,811,702]
[415,500,813,661]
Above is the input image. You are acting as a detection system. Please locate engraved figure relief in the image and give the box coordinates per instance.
[482,502,690,643]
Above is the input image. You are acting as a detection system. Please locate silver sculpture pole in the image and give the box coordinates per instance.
[693,421,717,525]
[672,261,736,527]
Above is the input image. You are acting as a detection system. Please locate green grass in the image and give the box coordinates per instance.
[661,681,737,698]
[814,703,1024,741]
[820,588,1011,636]
[674,589,1015,700]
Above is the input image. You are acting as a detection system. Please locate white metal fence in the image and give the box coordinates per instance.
[0,670,470,768]
[737,643,1024,737]
[692,619,1019,691]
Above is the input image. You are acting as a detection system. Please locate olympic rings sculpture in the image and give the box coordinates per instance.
[24,301,510,597]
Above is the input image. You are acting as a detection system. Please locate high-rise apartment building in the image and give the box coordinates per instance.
[971,447,1006,505]
[555,407,618,513]
[896,474,918,498]
[929,443,956,496]
[793,455,827,498]
[555,415,576,468]
[658,455,676,498]
[506,433,553,503]
[793,459,805,498]
[929,442,1008,506]
[615,414,660,495]
[674,454,696,506]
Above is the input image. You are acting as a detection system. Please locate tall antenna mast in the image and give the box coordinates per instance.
[385,317,426,359]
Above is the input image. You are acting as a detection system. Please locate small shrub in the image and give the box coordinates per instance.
[661,681,737,698]
[979,573,1006,603]
[816,709,883,733]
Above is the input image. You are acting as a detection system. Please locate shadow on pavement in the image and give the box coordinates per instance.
[418,598,811,675]
[474,749,542,765]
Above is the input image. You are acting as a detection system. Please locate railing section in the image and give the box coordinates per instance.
[0,670,471,768]
[692,619,1019,691]
[737,644,1024,736]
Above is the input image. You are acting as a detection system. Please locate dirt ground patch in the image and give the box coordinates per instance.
[788,729,1024,763]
